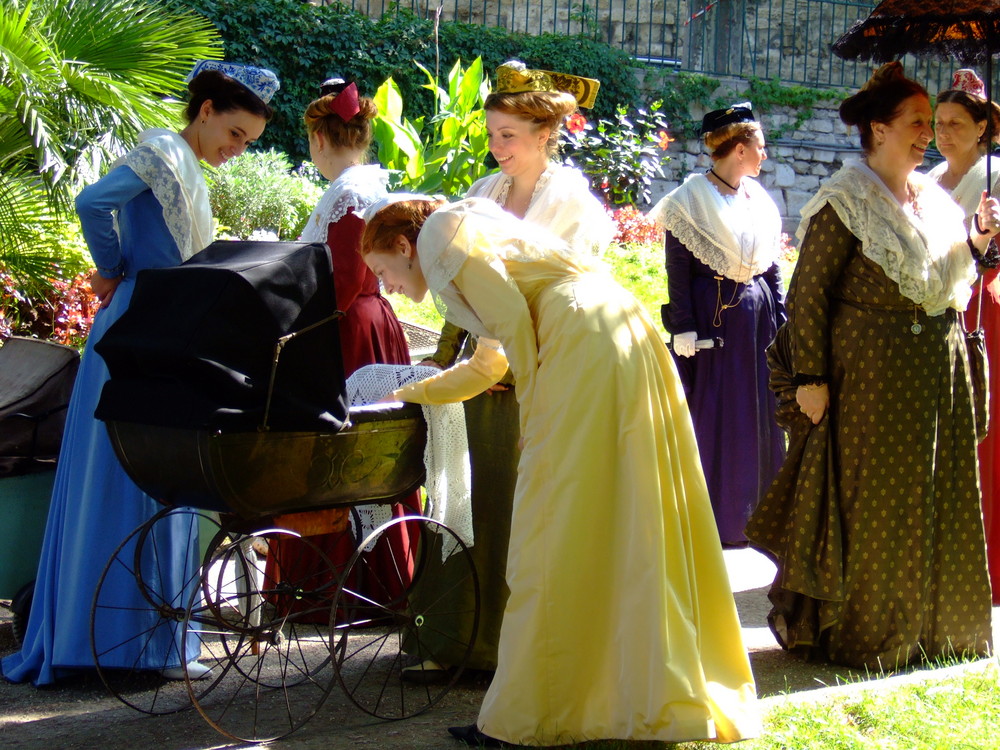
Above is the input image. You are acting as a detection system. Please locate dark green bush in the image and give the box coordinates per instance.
[175,0,641,162]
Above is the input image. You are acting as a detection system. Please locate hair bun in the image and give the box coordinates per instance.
[358,97,378,122]
[861,61,906,92]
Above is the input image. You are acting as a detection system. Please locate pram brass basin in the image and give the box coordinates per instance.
[105,403,426,519]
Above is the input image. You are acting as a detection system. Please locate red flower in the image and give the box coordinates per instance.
[657,129,675,150]
[566,113,587,134]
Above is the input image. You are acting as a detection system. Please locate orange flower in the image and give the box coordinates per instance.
[657,129,675,150]
[566,113,587,134]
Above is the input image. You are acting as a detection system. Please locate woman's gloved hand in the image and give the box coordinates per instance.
[672,331,697,357]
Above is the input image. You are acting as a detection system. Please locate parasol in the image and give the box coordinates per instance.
[833,1,1000,342]
[832,1,1000,66]
[833,0,1000,191]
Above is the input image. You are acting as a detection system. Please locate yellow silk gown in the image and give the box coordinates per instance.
[393,199,759,745]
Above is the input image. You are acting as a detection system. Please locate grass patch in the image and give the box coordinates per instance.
[738,660,1000,749]
[487,660,999,749]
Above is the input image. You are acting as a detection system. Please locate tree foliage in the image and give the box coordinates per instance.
[176,0,642,164]
[0,0,220,289]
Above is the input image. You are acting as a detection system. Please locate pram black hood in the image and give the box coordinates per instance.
[95,240,348,433]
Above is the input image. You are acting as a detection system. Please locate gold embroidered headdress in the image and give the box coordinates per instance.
[494,60,601,109]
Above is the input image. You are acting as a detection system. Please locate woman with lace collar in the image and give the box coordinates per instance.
[267,80,419,620]
[746,62,1000,670]
[406,61,614,680]
[1,60,276,686]
[647,103,786,546]
[927,68,1000,605]
[301,79,409,375]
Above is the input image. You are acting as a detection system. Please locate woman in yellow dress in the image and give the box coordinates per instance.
[360,197,759,746]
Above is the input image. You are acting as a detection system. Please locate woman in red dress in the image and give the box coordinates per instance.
[928,68,1000,603]
[272,81,418,605]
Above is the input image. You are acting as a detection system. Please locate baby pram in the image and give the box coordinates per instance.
[89,240,479,741]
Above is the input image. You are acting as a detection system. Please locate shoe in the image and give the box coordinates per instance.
[401,658,450,684]
[447,724,502,747]
[160,661,212,681]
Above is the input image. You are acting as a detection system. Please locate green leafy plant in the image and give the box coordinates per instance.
[560,101,673,206]
[372,58,491,197]
[644,71,721,140]
[740,76,847,138]
[206,150,323,240]
[1,0,220,293]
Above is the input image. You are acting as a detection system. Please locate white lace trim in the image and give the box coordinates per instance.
[467,164,615,256]
[798,159,976,316]
[647,173,781,282]
[300,165,389,242]
[118,129,212,260]
[346,364,473,560]
[927,154,1000,224]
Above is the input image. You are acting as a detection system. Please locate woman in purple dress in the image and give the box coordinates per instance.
[648,103,785,545]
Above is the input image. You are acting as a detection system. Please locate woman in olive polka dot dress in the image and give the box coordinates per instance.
[746,62,1000,670]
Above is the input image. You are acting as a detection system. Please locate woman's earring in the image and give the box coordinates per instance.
[407,260,413,270]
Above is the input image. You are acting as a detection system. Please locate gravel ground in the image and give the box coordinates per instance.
[2,549,996,750]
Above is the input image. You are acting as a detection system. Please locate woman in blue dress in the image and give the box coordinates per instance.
[1,60,277,686]
[648,104,786,546]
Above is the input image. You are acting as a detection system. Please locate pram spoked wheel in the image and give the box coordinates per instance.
[179,526,343,742]
[331,516,480,720]
[90,506,222,715]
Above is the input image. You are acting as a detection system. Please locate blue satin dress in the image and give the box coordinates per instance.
[1,165,200,685]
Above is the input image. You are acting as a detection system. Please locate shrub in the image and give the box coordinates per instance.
[1,266,96,348]
[206,150,323,240]
[1,219,96,346]
[610,205,665,246]
[560,101,674,206]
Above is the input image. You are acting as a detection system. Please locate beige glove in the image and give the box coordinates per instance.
[673,331,697,357]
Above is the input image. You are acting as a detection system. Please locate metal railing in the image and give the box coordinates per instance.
[336,0,996,95]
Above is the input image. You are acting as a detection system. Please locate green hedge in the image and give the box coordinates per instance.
[175,0,641,163]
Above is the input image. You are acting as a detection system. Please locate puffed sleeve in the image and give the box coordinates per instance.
[662,230,696,334]
[326,208,367,311]
[75,165,151,278]
[762,261,787,327]
[394,246,538,431]
[786,202,855,379]
[448,250,538,433]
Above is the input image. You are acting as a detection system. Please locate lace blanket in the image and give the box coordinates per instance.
[346,364,473,559]
[799,159,976,316]
[647,173,781,282]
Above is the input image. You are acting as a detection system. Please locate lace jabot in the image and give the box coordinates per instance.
[118,129,212,260]
[799,159,976,316]
[647,173,782,282]
[467,164,615,256]
[300,165,389,242]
